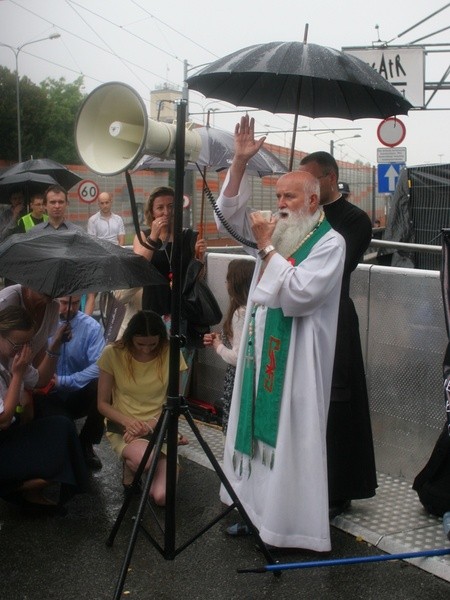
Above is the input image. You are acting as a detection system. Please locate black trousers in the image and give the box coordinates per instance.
[34,381,104,445]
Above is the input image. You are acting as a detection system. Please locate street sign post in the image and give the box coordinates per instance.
[377,163,405,193]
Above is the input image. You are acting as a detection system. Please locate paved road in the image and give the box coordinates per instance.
[1,439,450,600]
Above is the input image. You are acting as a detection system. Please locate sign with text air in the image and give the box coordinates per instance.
[343,46,425,108]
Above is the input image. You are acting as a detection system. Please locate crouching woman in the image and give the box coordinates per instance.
[0,306,88,512]
[97,310,186,505]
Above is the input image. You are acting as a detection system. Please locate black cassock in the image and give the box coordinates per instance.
[324,197,378,504]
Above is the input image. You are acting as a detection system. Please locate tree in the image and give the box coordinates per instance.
[39,76,85,164]
[0,67,85,164]
[0,66,47,162]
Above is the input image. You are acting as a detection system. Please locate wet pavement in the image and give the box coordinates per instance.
[1,421,450,600]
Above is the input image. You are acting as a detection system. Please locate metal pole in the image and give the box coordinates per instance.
[330,139,334,156]
[238,547,450,574]
[0,34,60,162]
[14,49,21,162]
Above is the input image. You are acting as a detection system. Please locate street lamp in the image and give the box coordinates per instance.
[313,131,362,156]
[261,124,308,148]
[330,135,361,157]
[0,33,61,161]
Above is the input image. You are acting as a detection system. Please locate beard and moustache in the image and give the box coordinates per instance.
[271,208,321,259]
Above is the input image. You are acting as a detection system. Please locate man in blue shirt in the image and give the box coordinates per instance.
[34,295,105,470]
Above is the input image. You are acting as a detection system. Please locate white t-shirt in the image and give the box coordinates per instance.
[87,212,125,244]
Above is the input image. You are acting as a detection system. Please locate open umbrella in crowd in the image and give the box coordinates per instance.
[0,172,57,205]
[135,123,287,177]
[0,158,82,191]
[0,228,166,298]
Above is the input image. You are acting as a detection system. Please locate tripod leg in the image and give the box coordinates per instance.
[183,409,278,567]
[111,410,171,600]
[163,400,180,558]
[106,409,166,547]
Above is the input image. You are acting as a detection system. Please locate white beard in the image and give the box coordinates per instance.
[272,209,321,259]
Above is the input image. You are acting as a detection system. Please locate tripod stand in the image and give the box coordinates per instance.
[107,100,277,599]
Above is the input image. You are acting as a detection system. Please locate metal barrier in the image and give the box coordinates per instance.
[196,252,448,482]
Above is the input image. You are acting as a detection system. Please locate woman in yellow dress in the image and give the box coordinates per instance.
[97,310,186,505]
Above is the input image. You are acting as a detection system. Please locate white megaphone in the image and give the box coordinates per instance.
[75,82,202,176]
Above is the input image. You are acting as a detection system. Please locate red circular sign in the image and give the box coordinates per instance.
[78,179,99,203]
[377,118,406,148]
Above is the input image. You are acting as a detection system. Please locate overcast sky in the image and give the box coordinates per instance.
[1,0,449,166]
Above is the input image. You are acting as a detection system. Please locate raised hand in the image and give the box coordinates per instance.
[234,115,266,163]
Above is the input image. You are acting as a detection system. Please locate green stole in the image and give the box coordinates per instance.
[234,216,331,461]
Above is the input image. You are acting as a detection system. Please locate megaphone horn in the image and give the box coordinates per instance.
[75,82,201,176]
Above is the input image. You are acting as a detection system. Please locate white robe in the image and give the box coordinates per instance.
[216,173,345,551]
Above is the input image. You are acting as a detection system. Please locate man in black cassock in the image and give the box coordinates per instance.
[300,152,377,517]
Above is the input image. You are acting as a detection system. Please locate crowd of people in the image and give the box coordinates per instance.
[0,122,381,553]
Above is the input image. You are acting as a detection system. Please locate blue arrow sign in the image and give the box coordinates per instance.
[378,163,405,193]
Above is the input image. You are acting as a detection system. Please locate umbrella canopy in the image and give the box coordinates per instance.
[0,172,57,204]
[134,124,287,176]
[0,228,166,298]
[0,158,83,191]
[187,41,414,169]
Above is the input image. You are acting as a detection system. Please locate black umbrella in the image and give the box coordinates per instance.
[0,228,166,298]
[135,124,287,176]
[187,41,414,170]
[0,172,57,204]
[0,158,83,191]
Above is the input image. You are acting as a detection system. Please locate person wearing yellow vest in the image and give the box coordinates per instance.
[16,193,48,233]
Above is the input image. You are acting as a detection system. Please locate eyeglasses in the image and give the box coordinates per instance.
[4,338,27,352]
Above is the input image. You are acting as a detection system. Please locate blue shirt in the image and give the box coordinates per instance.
[50,311,105,391]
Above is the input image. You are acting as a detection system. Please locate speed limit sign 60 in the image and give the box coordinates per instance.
[78,179,99,203]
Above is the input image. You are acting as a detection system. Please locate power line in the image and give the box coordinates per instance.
[66,0,150,90]
[7,0,179,88]
[67,0,184,63]
[129,0,219,60]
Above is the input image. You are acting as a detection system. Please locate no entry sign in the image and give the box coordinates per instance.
[377,118,406,148]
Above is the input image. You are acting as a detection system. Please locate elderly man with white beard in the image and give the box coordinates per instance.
[215,116,345,552]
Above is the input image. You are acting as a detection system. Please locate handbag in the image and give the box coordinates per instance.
[181,258,222,327]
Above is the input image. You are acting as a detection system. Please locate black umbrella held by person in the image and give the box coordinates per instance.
[187,39,413,170]
[0,158,82,191]
[0,172,58,206]
[0,228,166,298]
[134,124,287,176]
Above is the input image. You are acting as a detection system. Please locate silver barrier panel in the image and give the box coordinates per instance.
[199,254,447,482]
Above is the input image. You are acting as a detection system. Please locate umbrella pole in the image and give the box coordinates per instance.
[289,112,299,172]
[109,102,278,599]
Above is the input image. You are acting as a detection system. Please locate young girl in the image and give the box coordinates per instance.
[97,310,186,505]
[203,259,255,434]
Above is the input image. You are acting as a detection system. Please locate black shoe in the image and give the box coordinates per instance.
[81,442,102,471]
[226,522,252,536]
[329,500,351,520]
[19,499,68,517]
